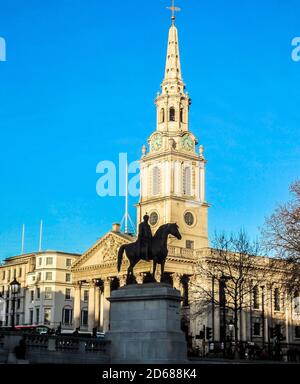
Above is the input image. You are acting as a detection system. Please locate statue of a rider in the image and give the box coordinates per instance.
[137,214,153,261]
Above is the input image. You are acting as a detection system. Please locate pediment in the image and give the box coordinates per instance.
[72,232,135,270]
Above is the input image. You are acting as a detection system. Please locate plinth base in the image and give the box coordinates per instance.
[107,283,188,364]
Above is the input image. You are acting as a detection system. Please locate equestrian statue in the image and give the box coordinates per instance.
[117,214,182,284]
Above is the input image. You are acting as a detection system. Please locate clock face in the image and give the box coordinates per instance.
[184,212,194,226]
[149,212,159,226]
[181,135,194,151]
[151,134,162,151]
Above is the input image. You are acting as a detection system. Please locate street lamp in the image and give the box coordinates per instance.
[9,278,21,329]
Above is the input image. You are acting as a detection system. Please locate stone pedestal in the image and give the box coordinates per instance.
[107,283,188,364]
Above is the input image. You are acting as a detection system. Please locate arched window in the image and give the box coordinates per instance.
[160,108,165,123]
[274,288,280,311]
[253,286,259,309]
[169,107,175,122]
[183,167,191,195]
[180,108,184,123]
[152,166,161,196]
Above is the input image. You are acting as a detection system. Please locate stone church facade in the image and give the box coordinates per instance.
[71,17,300,351]
[72,17,202,335]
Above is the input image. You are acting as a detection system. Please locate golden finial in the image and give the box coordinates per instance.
[166,0,181,24]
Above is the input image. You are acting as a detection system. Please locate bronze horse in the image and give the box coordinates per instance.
[117,223,182,283]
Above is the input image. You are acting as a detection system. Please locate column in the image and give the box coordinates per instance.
[73,282,81,329]
[88,282,95,332]
[119,275,127,287]
[99,286,104,331]
[173,273,182,292]
[240,309,247,342]
[94,285,100,330]
[136,273,144,285]
[103,278,111,332]
[285,291,291,344]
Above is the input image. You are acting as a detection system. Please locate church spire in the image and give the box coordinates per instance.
[163,0,183,88]
[155,2,190,133]
[163,22,183,84]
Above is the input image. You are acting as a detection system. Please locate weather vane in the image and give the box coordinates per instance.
[166,0,181,24]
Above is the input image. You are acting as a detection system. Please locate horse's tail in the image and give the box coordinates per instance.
[117,245,126,272]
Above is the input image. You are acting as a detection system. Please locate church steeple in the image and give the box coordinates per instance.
[163,23,183,88]
[155,13,190,133]
[137,4,209,251]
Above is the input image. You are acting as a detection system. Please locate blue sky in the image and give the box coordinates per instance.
[0,0,299,260]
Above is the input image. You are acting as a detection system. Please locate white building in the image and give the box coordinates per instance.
[0,251,80,329]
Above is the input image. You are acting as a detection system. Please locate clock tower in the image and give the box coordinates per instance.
[136,13,209,250]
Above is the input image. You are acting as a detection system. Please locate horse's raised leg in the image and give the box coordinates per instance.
[126,260,138,285]
[152,260,157,282]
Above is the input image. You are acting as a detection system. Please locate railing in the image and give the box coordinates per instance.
[168,246,195,259]
[55,336,80,352]
[23,334,49,350]
[22,333,110,354]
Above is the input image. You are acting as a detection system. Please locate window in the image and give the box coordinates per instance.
[44,308,51,325]
[45,272,52,281]
[65,273,71,283]
[38,258,42,266]
[160,108,165,123]
[275,324,282,338]
[180,108,184,123]
[186,240,194,250]
[81,309,88,326]
[32,276,36,282]
[149,212,159,226]
[36,308,40,324]
[16,314,20,326]
[18,267,22,278]
[274,288,280,311]
[38,272,41,281]
[66,258,72,267]
[30,290,34,302]
[17,299,21,309]
[183,167,191,195]
[152,166,161,196]
[83,290,89,302]
[36,288,40,300]
[294,291,300,314]
[253,322,261,336]
[253,286,259,309]
[46,257,53,265]
[184,212,194,226]
[7,270,11,281]
[169,107,175,122]
[13,269,16,278]
[29,310,34,325]
[295,326,300,338]
[44,287,52,300]
[62,307,73,325]
[2,271,5,280]
[65,288,71,300]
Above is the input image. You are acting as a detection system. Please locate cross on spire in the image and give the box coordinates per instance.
[166,0,181,24]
